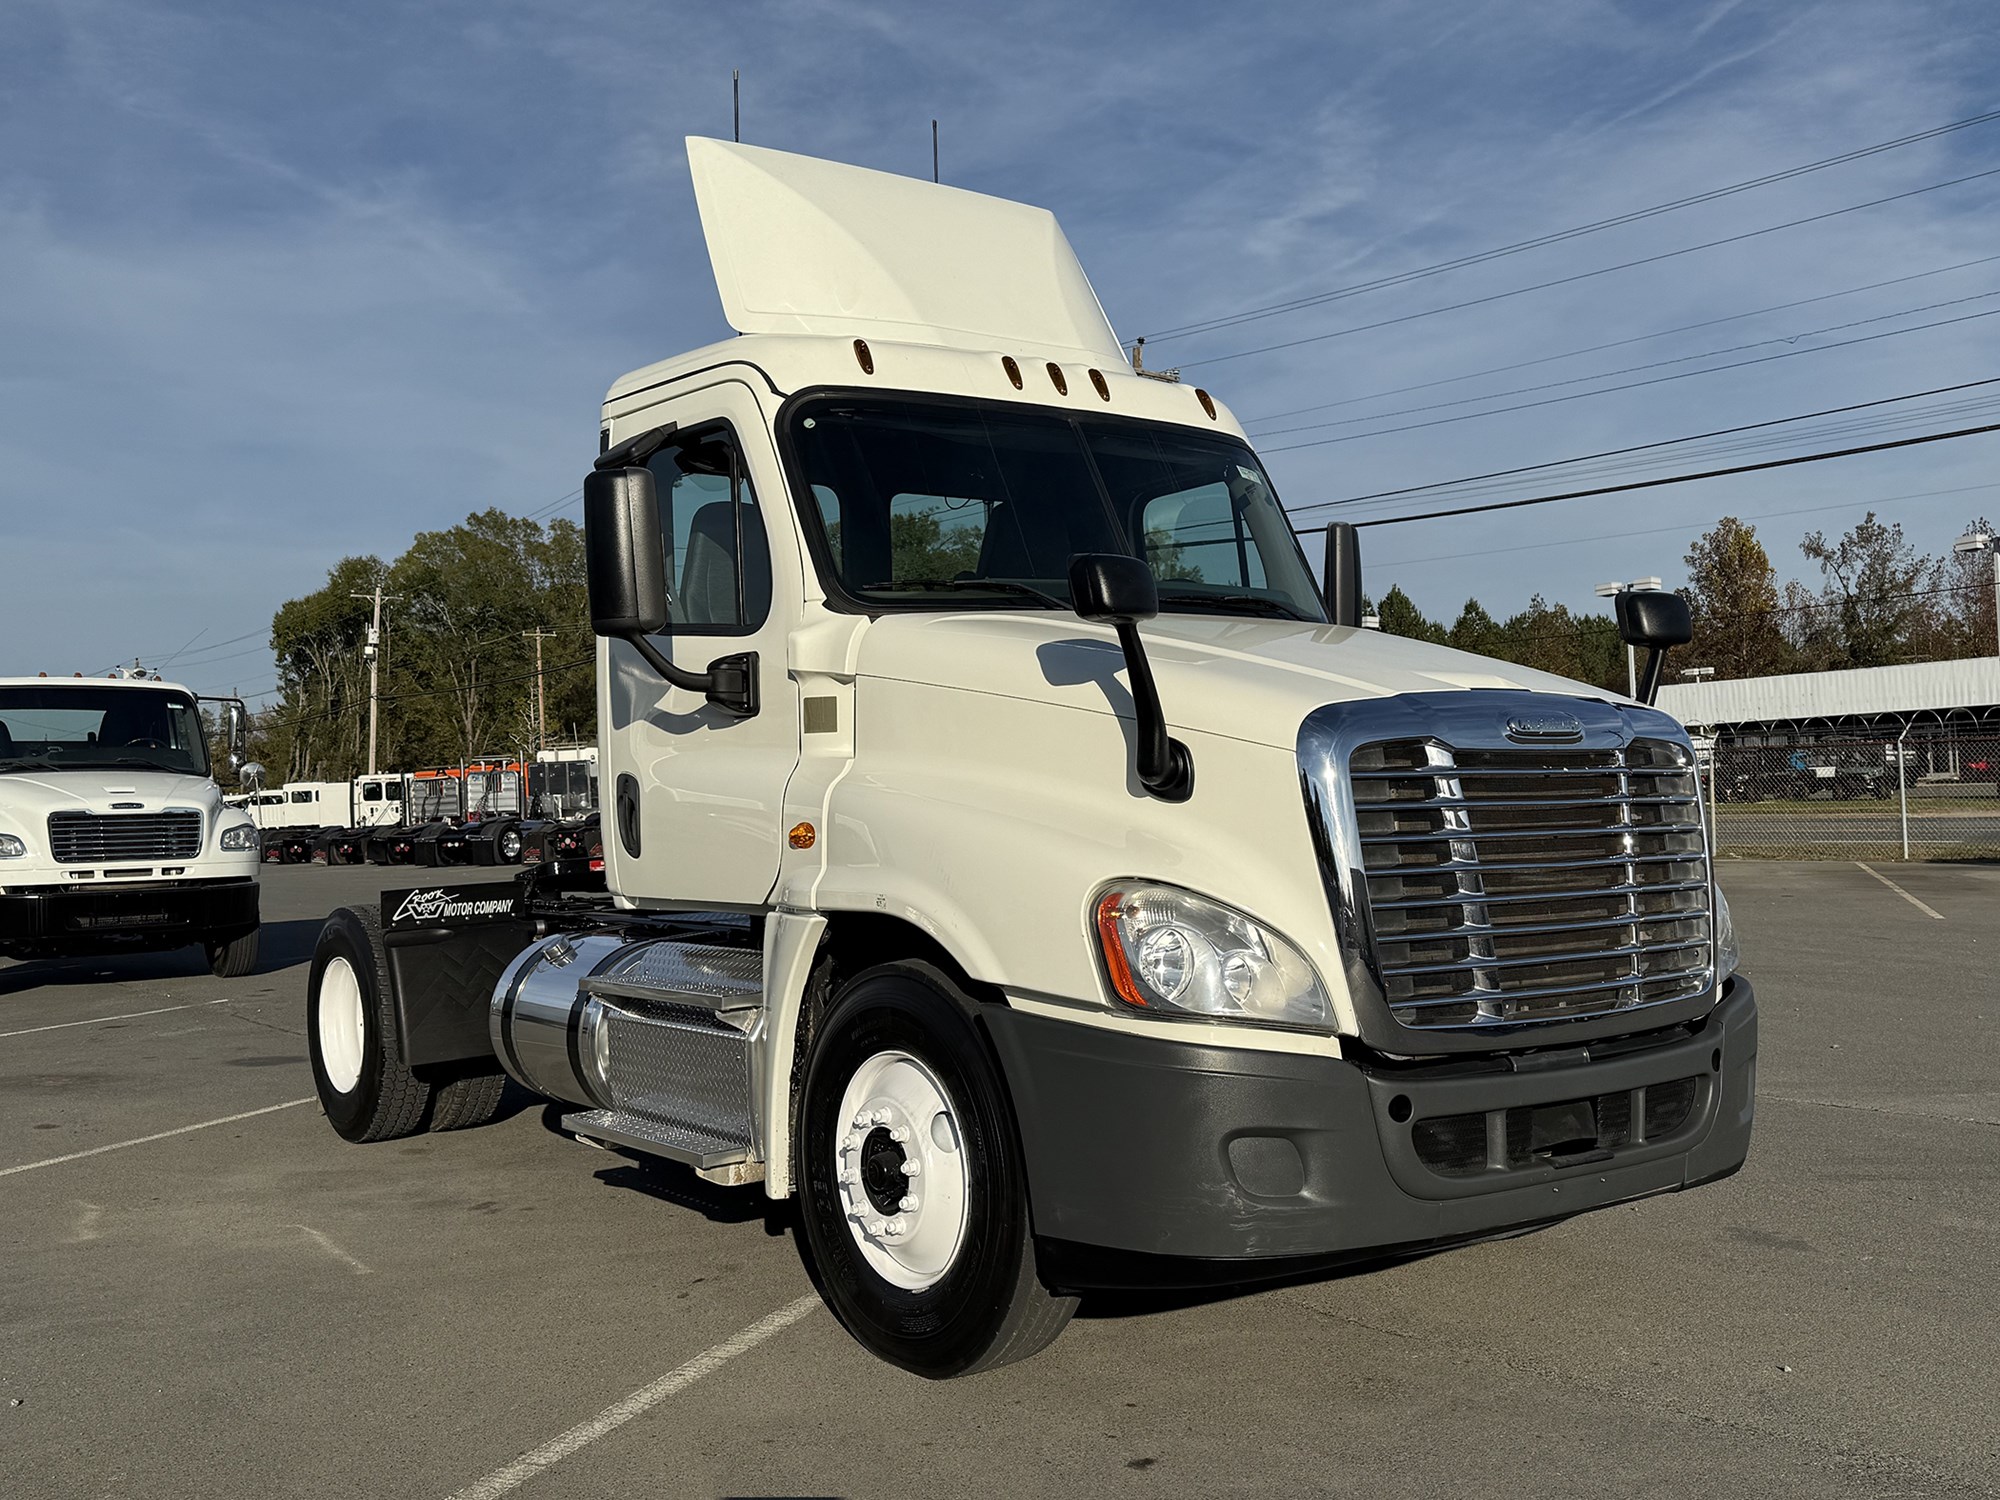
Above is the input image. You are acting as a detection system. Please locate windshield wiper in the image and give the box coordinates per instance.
[863,578,1066,609]
[1154,588,1307,621]
[0,756,66,773]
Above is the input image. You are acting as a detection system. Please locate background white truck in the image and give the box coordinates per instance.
[0,675,260,974]
[302,140,1755,1378]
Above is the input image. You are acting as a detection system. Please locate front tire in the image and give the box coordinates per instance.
[796,961,1075,1378]
[307,906,433,1142]
[205,927,259,978]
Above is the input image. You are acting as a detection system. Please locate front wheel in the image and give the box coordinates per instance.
[205,927,259,978]
[796,961,1075,1378]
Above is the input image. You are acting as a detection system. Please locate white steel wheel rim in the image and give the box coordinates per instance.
[832,1049,970,1292]
[318,955,366,1094]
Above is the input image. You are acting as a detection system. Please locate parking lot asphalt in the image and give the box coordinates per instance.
[3,860,1997,1498]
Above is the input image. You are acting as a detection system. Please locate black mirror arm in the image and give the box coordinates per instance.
[1113,621,1194,802]
[1636,647,1669,706]
[619,632,759,718]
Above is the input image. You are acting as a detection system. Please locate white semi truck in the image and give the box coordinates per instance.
[0,675,260,974]
[304,140,1755,1377]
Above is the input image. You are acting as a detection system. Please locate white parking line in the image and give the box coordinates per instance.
[1854,861,1947,920]
[443,1294,821,1500]
[0,1098,314,1178]
[0,999,229,1039]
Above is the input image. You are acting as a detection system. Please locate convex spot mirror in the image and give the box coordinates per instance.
[1069,553,1159,625]
[1614,590,1692,650]
[585,467,668,637]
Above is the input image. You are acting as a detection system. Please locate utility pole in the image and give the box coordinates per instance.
[351,582,402,776]
[522,628,556,754]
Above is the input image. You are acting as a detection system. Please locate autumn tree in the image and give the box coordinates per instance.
[1796,512,1939,668]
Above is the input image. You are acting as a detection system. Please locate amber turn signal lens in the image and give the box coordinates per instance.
[789,822,817,850]
[1093,890,1146,1006]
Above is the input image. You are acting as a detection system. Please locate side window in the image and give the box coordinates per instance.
[362,783,383,803]
[1141,481,1268,589]
[643,428,772,633]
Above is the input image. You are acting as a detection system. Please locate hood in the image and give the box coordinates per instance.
[853,612,1626,749]
[0,770,223,828]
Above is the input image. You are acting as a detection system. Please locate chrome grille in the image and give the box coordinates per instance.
[47,810,203,864]
[1352,737,1711,1029]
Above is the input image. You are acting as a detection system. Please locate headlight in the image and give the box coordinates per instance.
[219,823,259,852]
[0,833,26,859]
[1092,883,1332,1031]
[1714,885,1740,984]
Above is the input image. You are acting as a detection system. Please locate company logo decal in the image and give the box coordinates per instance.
[389,887,516,926]
[1504,712,1585,743]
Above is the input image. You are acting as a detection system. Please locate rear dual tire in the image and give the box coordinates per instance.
[307,905,507,1142]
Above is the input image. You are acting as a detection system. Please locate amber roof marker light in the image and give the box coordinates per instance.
[1089,369,1110,401]
[1195,388,1217,420]
[853,339,874,374]
[1046,362,1068,396]
[1001,355,1023,389]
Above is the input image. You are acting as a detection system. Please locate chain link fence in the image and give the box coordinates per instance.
[1700,733,2000,860]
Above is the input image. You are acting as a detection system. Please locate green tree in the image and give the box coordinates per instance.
[1448,598,1502,657]
[1375,585,1447,643]
[1796,512,1939,668]
[1682,516,1789,679]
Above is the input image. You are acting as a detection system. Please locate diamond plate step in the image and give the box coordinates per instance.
[562,1107,757,1172]
[582,941,763,1015]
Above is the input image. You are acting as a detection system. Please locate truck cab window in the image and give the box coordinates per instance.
[643,430,772,634]
[362,783,382,802]
[788,396,1323,620]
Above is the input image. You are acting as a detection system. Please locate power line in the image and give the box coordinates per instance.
[1144,108,2000,344]
[1297,420,2000,533]
[1244,253,2000,425]
[1288,375,2000,515]
[1254,291,2000,441]
[1369,481,2000,571]
[1179,164,2000,369]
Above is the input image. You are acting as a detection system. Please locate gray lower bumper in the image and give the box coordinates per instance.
[984,976,1755,1284]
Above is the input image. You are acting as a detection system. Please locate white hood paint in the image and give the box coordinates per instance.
[686,137,1125,365]
[852,611,1622,750]
[0,771,223,820]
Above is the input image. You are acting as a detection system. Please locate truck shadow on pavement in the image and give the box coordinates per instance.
[0,917,324,994]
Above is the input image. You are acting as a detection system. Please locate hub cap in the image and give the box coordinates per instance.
[832,1049,968,1291]
[318,955,365,1094]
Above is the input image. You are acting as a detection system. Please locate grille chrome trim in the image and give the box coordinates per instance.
[47,810,204,865]
[1299,691,1717,1052]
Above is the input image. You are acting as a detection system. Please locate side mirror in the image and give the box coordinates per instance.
[1615,590,1692,706]
[240,761,265,791]
[1070,553,1159,624]
[583,465,757,718]
[1321,522,1363,628]
[585,468,668,636]
[1067,554,1192,803]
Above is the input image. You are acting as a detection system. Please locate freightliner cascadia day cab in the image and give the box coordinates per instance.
[304,140,1755,1377]
[1,676,260,974]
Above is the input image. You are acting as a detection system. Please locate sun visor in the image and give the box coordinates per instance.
[686,137,1125,364]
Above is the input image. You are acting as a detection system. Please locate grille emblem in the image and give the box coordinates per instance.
[1504,712,1584,743]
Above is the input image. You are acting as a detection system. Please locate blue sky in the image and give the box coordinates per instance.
[4,0,1997,700]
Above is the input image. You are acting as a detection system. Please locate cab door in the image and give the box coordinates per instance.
[598,381,801,909]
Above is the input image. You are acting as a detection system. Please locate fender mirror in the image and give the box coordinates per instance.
[584,466,757,717]
[1068,554,1192,802]
[1614,590,1693,706]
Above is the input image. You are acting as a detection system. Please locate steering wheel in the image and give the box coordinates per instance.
[125,738,168,749]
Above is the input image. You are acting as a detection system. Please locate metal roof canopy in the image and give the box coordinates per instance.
[685,137,1125,365]
[1660,657,2000,728]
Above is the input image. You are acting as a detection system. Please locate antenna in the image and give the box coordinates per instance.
[932,119,939,183]
[733,69,740,142]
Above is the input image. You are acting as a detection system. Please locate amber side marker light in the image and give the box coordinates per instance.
[789,822,817,850]
[853,339,874,374]
[1094,890,1147,1006]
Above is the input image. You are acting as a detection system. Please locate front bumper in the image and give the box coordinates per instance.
[0,879,260,953]
[985,975,1756,1288]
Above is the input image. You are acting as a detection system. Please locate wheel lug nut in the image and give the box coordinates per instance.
[865,1217,885,1236]
[899,1195,919,1212]
[884,1216,908,1236]
[889,1126,908,1143]
[842,1131,861,1151]
[901,1161,920,1177]
[852,1111,872,1129]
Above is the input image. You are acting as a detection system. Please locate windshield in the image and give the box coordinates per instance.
[0,685,211,778]
[787,396,1326,621]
